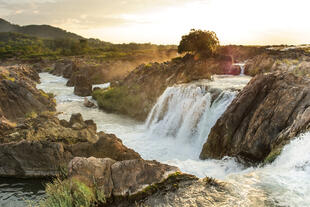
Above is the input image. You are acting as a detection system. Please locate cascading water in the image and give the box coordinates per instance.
[234,63,246,75]
[145,85,236,153]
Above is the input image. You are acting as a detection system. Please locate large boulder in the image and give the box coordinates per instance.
[68,157,180,198]
[73,75,92,96]
[200,72,310,163]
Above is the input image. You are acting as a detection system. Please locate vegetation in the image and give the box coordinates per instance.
[37,178,106,207]
[0,32,176,60]
[178,29,219,58]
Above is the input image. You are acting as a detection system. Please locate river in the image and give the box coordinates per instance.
[0,73,309,207]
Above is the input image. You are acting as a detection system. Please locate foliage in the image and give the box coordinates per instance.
[0,32,177,61]
[178,29,219,58]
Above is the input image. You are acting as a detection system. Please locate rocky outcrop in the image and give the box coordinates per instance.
[245,48,310,78]
[0,64,56,121]
[200,72,310,163]
[0,113,140,177]
[0,113,98,144]
[92,55,235,121]
[73,75,92,96]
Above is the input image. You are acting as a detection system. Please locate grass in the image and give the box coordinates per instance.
[37,178,100,207]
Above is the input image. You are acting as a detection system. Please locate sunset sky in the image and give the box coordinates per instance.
[1,0,309,45]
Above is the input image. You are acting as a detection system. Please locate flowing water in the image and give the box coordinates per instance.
[1,73,309,206]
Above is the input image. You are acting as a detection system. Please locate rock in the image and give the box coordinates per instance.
[200,72,310,163]
[70,132,141,161]
[0,140,71,177]
[244,49,310,77]
[0,112,141,178]
[0,65,56,121]
[51,60,76,78]
[73,75,92,96]
[226,65,241,75]
[68,157,179,198]
[69,113,85,126]
[0,113,98,144]
[93,87,101,91]
[84,97,95,108]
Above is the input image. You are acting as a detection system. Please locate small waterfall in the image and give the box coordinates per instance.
[240,64,245,75]
[233,63,245,76]
[145,84,236,147]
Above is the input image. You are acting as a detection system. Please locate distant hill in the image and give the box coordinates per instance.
[0,18,83,40]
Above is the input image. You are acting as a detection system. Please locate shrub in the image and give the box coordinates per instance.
[39,178,96,207]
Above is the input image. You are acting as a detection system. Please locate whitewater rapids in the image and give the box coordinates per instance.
[36,73,310,206]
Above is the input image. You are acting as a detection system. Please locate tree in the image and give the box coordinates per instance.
[178,29,219,58]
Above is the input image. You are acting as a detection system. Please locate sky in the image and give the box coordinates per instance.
[0,0,310,45]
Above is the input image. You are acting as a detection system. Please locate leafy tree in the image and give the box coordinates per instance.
[178,29,219,58]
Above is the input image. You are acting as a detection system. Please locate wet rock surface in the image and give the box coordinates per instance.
[200,72,310,163]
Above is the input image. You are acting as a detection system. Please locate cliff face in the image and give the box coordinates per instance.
[0,64,55,121]
[93,55,235,121]
[200,72,310,163]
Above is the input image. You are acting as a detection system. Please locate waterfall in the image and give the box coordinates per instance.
[240,64,245,75]
[233,63,245,76]
[145,84,236,147]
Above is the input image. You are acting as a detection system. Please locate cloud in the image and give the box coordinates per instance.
[0,0,194,27]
